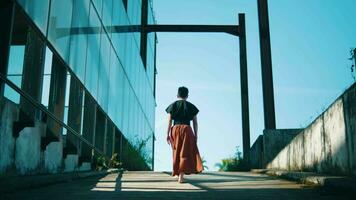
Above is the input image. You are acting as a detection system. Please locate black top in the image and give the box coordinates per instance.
[165,100,199,125]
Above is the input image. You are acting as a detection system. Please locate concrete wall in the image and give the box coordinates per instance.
[265,83,356,176]
[263,129,301,167]
[250,135,263,169]
[0,98,80,176]
[0,99,19,174]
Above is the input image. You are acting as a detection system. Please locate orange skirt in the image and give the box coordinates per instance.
[170,125,203,176]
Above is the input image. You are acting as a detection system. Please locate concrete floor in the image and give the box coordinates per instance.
[2,171,352,200]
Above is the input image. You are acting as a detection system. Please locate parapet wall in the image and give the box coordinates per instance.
[265,83,356,176]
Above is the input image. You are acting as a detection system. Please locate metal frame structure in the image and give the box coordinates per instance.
[139,13,251,160]
[0,0,276,169]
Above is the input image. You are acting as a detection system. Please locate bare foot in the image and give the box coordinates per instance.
[178,173,185,183]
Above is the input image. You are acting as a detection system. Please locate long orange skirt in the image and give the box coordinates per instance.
[170,125,203,176]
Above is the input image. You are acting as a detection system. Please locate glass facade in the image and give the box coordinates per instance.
[9,0,156,168]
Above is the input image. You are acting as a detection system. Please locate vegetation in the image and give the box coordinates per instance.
[121,135,152,171]
[349,48,356,82]
[94,153,122,171]
[215,146,249,171]
[201,157,209,170]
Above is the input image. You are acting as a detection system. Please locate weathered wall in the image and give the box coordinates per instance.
[0,98,78,176]
[0,99,19,174]
[263,129,301,167]
[264,83,356,176]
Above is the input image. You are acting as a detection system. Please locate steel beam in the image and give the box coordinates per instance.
[20,27,46,121]
[258,0,276,129]
[47,55,67,139]
[145,25,239,36]
[0,0,15,96]
[67,76,84,154]
[140,0,148,68]
[56,25,239,38]
[238,14,251,164]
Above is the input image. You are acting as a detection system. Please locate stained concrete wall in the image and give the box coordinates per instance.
[0,98,79,175]
[265,83,356,176]
[0,99,19,174]
[263,129,301,167]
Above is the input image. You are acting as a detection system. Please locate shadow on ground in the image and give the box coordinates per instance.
[3,171,353,200]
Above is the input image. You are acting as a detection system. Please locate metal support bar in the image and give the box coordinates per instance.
[20,27,46,121]
[0,73,106,157]
[145,25,239,36]
[82,92,97,161]
[238,14,251,163]
[67,76,84,154]
[0,0,15,96]
[258,0,276,129]
[140,0,148,68]
[47,55,67,139]
[56,25,239,38]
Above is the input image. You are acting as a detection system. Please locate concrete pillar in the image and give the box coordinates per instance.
[257,0,276,129]
[0,0,15,96]
[238,14,251,164]
[19,27,46,122]
[81,93,97,162]
[46,56,67,140]
[66,76,83,154]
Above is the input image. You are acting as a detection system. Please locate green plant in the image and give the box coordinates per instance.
[201,157,209,170]
[121,135,153,171]
[95,155,108,171]
[215,146,249,171]
[108,153,122,169]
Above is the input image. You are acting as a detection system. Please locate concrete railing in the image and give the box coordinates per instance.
[251,83,356,176]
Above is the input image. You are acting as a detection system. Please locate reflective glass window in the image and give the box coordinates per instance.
[48,0,73,63]
[69,0,90,82]
[97,32,111,112]
[85,3,101,99]
[16,0,50,34]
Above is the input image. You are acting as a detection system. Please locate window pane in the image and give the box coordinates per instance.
[84,3,101,99]
[97,33,110,112]
[17,0,50,34]
[48,0,73,63]
[69,0,90,82]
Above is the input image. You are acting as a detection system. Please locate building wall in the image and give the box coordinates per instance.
[2,0,156,170]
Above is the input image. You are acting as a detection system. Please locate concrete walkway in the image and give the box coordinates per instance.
[3,171,352,199]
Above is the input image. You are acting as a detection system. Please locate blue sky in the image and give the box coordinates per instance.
[153,0,356,171]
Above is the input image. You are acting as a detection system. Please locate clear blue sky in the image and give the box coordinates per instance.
[153,0,356,171]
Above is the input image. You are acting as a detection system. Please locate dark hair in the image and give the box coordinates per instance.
[178,86,189,98]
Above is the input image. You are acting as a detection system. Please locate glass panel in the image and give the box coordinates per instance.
[92,0,102,17]
[4,45,25,104]
[127,0,141,47]
[85,2,101,99]
[102,0,113,37]
[16,0,50,34]
[41,48,53,106]
[112,0,128,64]
[97,32,110,112]
[69,0,90,82]
[4,76,22,104]
[48,0,73,63]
